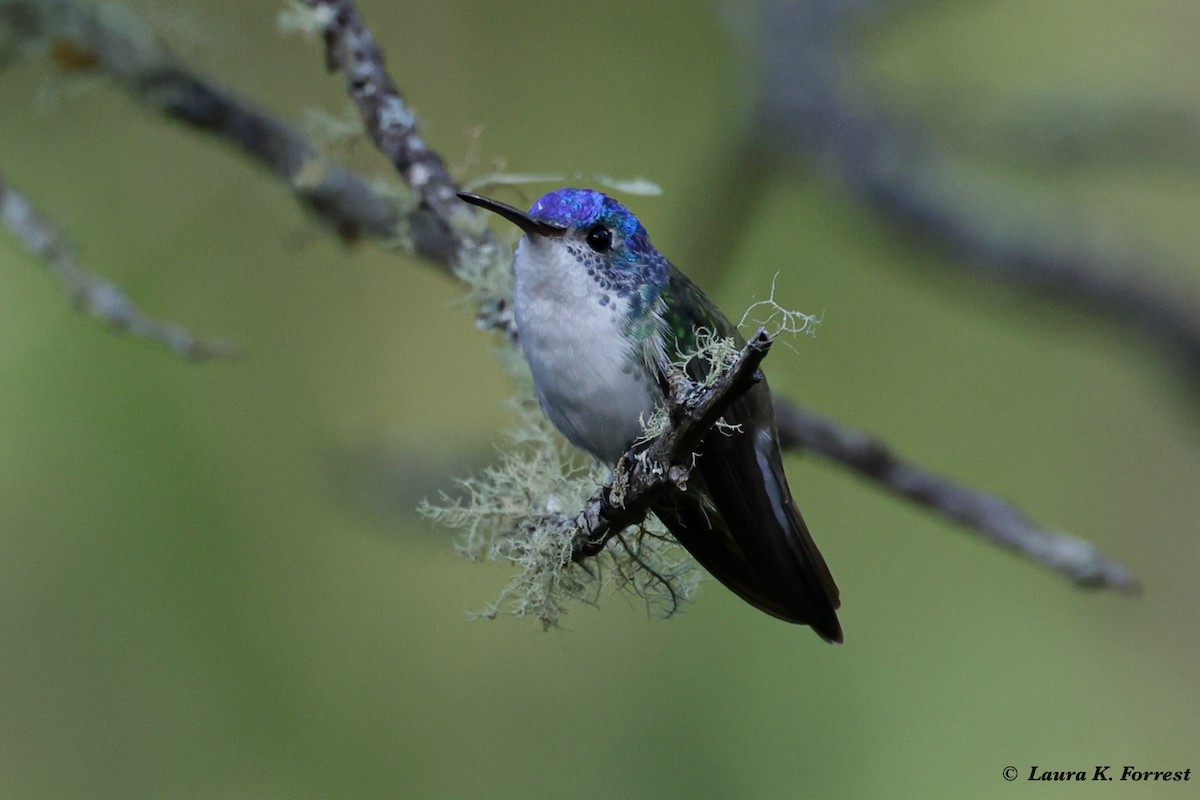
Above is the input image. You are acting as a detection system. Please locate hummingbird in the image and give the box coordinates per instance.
[458,188,842,643]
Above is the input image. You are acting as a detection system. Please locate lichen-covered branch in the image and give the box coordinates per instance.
[423,331,772,626]
[570,329,774,562]
[0,173,234,358]
[298,0,516,335]
[300,0,487,266]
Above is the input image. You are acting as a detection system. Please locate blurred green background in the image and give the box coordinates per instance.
[1,1,1197,797]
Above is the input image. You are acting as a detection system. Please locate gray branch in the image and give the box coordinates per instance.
[300,0,516,335]
[773,399,1139,593]
[0,174,235,359]
[0,0,402,246]
[301,0,496,271]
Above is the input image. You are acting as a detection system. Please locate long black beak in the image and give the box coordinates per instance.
[457,192,567,237]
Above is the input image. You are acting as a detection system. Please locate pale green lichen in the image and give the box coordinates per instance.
[419,402,700,628]
[301,106,368,153]
[455,243,515,330]
[277,1,333,37]
[635,327,747,447]
[739,273,822,340]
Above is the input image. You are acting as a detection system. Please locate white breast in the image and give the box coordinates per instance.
[513,236,659,464]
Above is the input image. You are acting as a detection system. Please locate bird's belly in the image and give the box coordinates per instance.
[519,311,658,464]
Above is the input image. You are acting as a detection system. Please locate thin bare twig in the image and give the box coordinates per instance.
[0,174,235,358]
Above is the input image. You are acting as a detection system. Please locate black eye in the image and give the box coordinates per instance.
[585,225,613,253]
